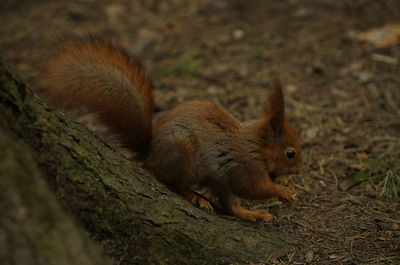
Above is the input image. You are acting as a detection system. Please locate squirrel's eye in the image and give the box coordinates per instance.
[286,149,296,159]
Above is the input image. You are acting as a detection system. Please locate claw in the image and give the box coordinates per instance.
[180,190,214,213]
[191,196,214,213]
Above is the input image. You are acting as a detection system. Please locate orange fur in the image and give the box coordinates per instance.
[40,37,153,154]
[40,37,302,222]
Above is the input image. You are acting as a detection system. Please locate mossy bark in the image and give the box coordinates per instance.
[0,59,298,264]
[0,123,111,265]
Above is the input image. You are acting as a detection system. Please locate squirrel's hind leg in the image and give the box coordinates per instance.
[144,132,213,212]
[179,190,214,213]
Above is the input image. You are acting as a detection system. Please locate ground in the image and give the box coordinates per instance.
[0,0,399,264]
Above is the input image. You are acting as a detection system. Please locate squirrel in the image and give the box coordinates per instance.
[39,37,302,222]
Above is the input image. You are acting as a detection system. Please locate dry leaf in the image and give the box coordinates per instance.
[358,24,400,48]
[357,152,369,160]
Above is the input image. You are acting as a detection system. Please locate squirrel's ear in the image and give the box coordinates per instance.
[264,77,285,135]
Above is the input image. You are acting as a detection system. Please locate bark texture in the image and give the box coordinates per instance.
[0,59,298,264]
[0,123,111,265]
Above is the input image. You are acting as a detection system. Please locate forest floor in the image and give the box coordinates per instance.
[1,0,399,264]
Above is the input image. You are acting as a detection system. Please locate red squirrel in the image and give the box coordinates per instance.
[40,37,301,222]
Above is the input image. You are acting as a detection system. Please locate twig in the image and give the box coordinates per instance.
[371,54,398,65]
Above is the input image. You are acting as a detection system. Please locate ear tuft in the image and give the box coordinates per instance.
[265,76,285,135]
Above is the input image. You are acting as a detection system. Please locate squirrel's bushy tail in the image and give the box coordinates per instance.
[40,37,154,154]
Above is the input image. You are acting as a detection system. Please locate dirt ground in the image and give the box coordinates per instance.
[1,0,399,264]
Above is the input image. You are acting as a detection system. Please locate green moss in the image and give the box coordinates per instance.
[356,154,400,199]
[164,53,204,78]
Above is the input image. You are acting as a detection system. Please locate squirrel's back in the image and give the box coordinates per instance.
[40,37,154,154]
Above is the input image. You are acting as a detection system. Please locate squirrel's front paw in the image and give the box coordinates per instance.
[276,185,297,203]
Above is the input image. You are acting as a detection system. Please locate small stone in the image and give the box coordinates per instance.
[304,127,319,140]
[294,7,311,18]
[357,71,372,83]
[104,4,125,24]
[207,86,220,95]
[286,84,298,93]
[232,29,245,40]
[305,250,314,263]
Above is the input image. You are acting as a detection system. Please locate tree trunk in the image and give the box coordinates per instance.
[0,123,112,265]
[0,59,298,264]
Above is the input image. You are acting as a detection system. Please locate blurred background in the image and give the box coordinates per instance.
[1,0,399,263]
